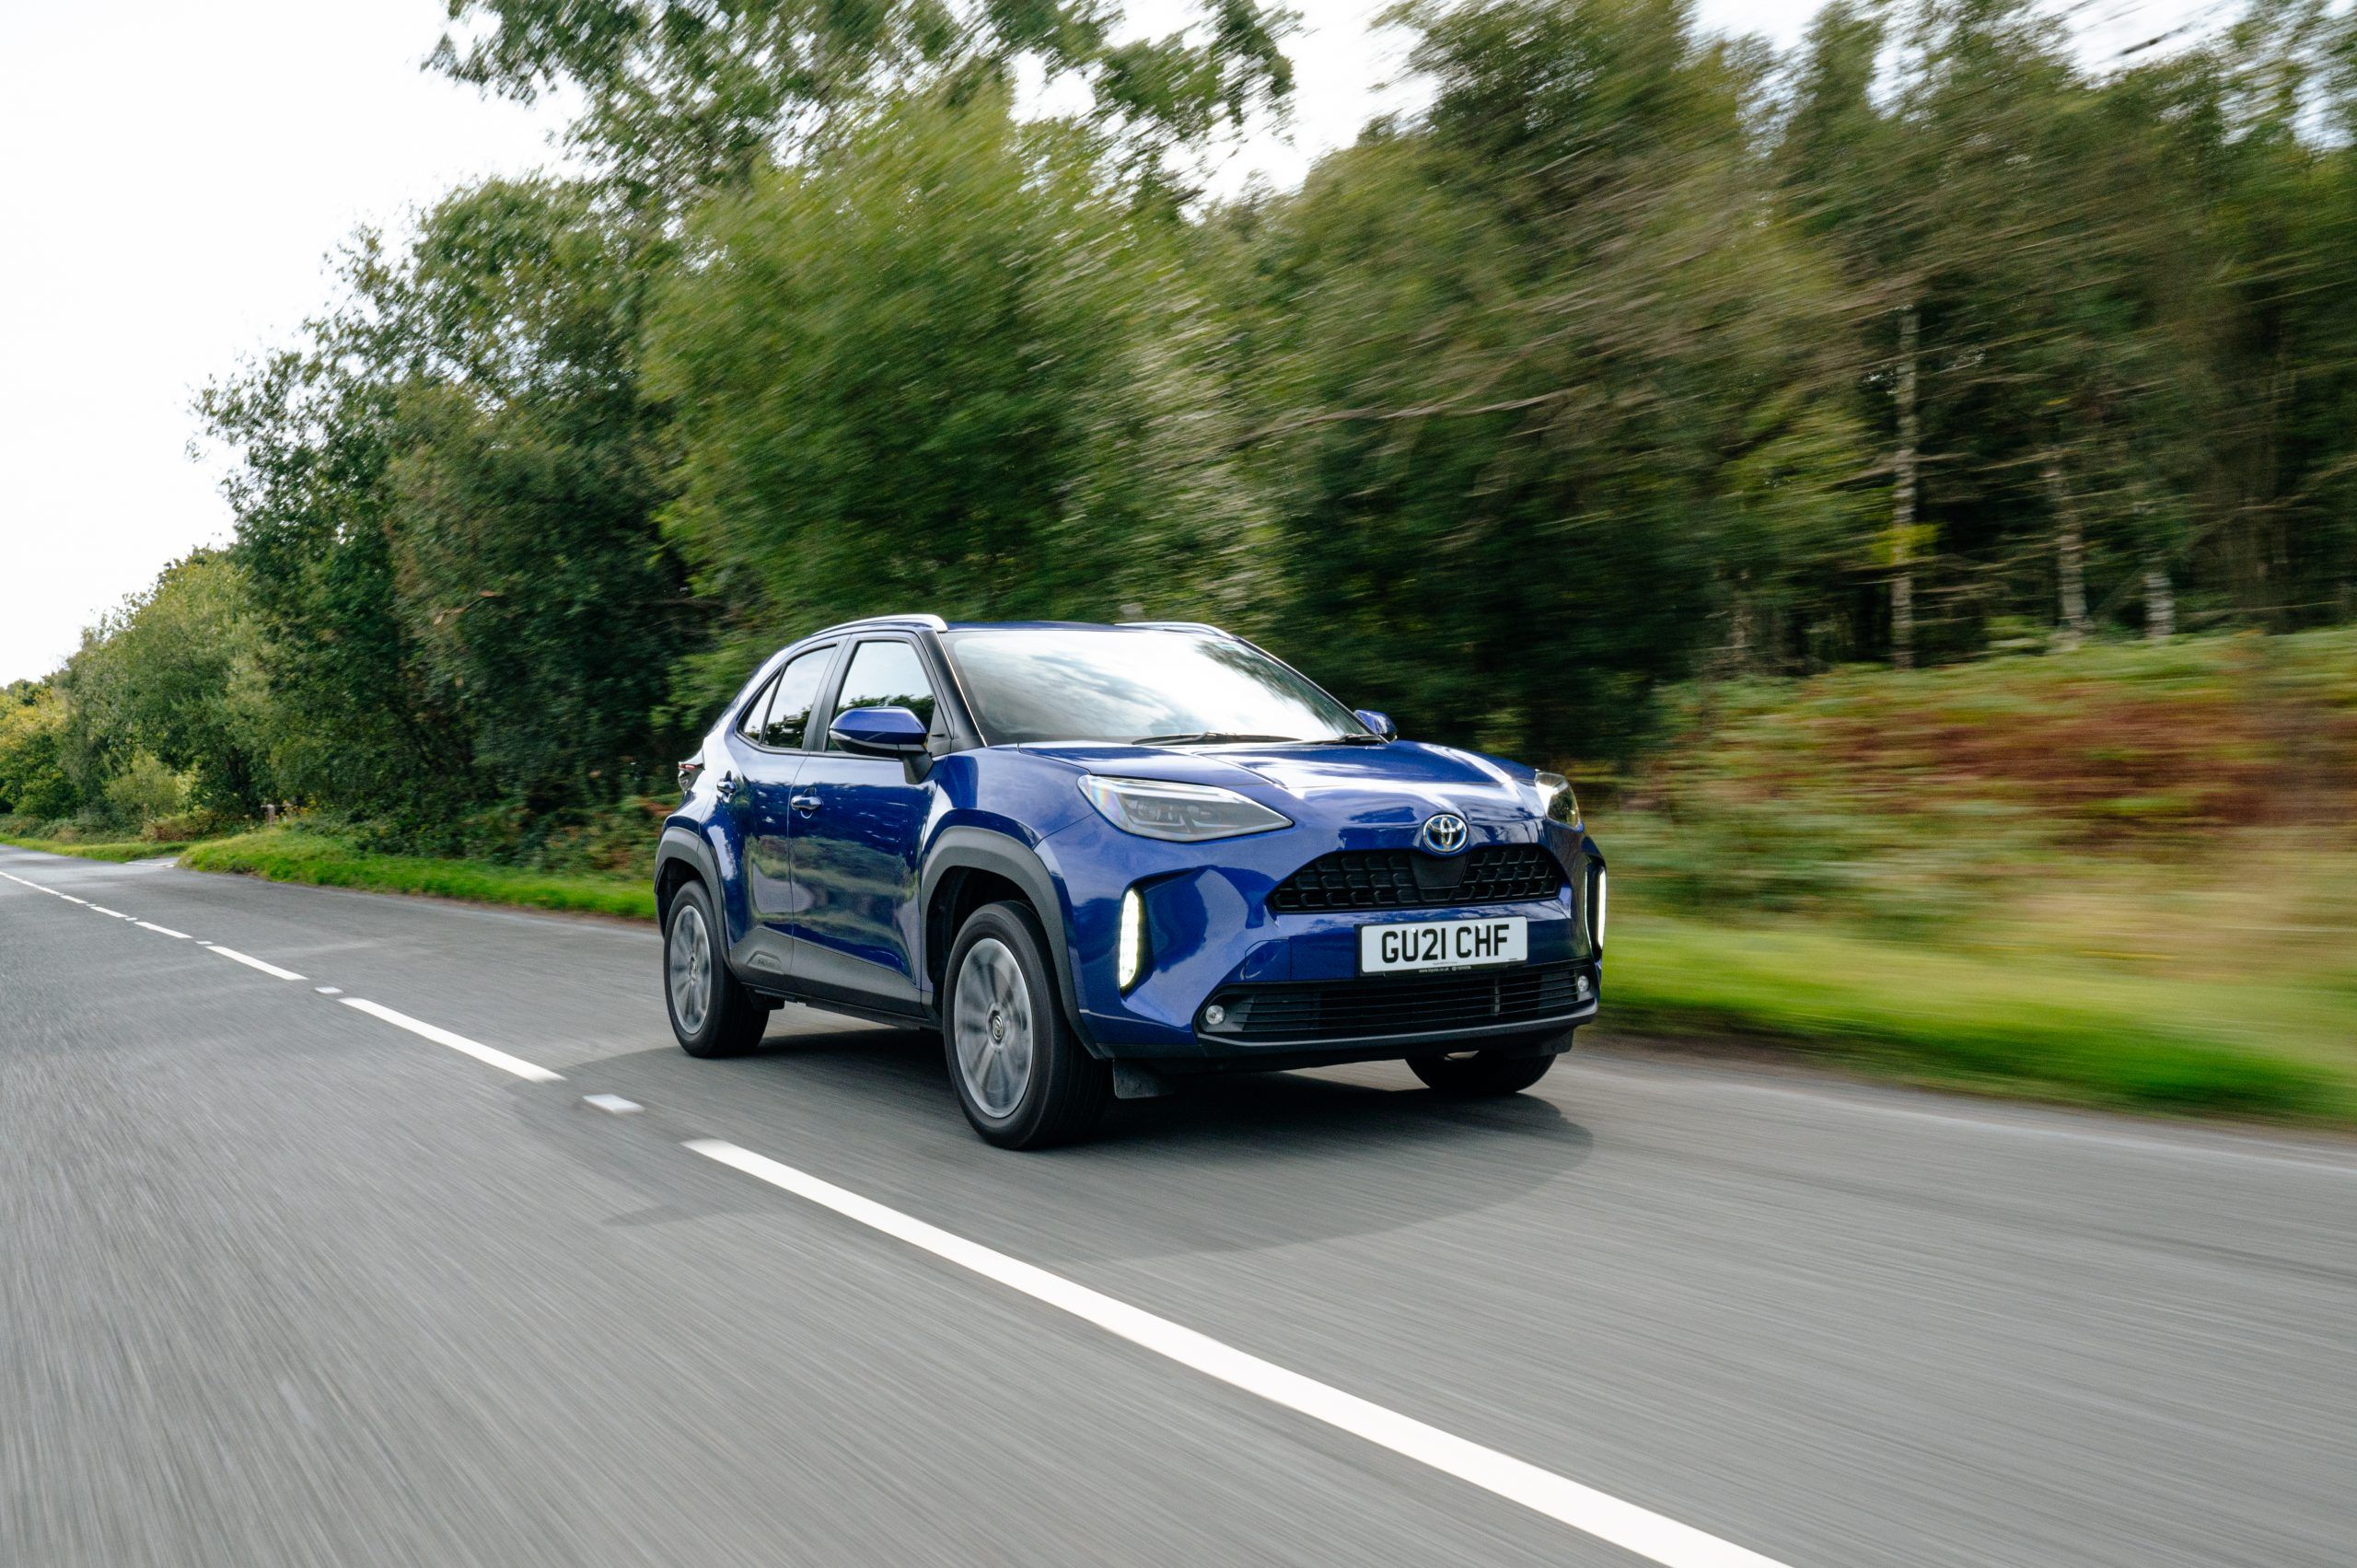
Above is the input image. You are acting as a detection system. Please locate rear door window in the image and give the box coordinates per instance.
[757,645,835,750]
[740,645,835,750]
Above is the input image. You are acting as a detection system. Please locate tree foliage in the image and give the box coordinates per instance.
[11,0,2357,851]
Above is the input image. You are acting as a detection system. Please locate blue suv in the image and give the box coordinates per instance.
[656,617,1606,1147]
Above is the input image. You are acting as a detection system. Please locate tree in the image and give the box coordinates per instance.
[55,552,277,817]
[432,0,1295,211]
[644,89,1264,713]
[1229,0,1871,760]
[383,180,691,809]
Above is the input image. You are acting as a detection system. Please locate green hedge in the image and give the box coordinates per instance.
[181,830,655,920]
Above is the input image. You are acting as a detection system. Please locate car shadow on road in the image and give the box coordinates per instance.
[527,1015,1597,1261]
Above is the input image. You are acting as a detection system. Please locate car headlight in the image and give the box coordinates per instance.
[1077,775,1293,842]
[1534,771,1581,829]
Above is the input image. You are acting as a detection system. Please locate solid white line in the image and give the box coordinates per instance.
[339,998,563,1083]
[206,946,306,981]
[684,1138,1787,1568]
[134,921,192,939]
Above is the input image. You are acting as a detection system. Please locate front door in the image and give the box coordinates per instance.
[786,636,939,1011]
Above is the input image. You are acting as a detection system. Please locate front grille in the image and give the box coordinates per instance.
[1204,964,1587,1044]
[1267,844,1564,913]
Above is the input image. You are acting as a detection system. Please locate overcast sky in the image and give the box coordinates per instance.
[0,0,2212,685]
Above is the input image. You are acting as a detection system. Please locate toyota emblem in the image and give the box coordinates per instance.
[1418,813,1469,855]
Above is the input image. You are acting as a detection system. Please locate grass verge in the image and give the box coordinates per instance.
[1608,910,2356,1122]
[167,832,2352,1125]
[0,834,192,862]
[181,830,654,921]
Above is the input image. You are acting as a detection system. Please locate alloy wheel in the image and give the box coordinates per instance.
[953,936,1034,1119]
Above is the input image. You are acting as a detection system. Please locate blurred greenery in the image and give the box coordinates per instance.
[7,0,2357,1119]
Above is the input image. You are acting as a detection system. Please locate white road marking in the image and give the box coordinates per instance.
[582,1094,642,1115]
[135,921,192,939]
[685,1138,1789,1568]
[55,893,88,904]
[314,986,343,995]
[89,905,133,919]
[206,946,307,981]
[339,998,563,1083]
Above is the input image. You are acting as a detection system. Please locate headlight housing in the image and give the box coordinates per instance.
[1534,771,1581,829]
[1078,775,1293,842]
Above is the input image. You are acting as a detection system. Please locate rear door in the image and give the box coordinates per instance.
[784,636,942,1012]
[728,643,838,979]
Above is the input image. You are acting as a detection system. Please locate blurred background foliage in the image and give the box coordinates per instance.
[8,0,2357,1112]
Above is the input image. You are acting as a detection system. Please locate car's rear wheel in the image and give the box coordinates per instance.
[1408,1046,1557,1096]
[944,901,1109,1148]
[665,879,769,1059]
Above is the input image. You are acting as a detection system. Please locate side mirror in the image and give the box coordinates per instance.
[1353,708,1397,740]
[830,705,930,756]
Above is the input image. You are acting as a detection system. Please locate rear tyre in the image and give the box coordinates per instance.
[664,878,769,1059]
[944,900,1109,1149]
[1408,1047,1556,1096]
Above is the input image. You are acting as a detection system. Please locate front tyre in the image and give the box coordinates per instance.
[944,901,1109,1149]
[664,878,769,1059]
[1408,1048,1556,1097]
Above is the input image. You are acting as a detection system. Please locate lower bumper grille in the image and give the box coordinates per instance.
[1202,963,1589,1045]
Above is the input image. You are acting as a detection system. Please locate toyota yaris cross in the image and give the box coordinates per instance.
[656,618,1606,1147]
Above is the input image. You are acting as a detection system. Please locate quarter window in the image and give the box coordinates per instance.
[830,640,937,743]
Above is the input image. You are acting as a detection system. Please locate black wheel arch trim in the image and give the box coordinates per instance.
[921,827,1096,1052]
[655,826,721,928]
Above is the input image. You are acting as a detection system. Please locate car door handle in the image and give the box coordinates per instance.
[790,794,820,814]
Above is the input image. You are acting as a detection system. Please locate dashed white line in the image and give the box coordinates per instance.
[314,986,343,995]
[205,945,307,981]
[339,998,563,1083]
[88,905,133,920]
[684,1138,1789,1568]
[582,1093,642,1115]
[134,921,192,939]
[54,893,88,905]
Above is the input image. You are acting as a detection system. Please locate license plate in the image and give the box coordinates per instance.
[1360,917,1527,974]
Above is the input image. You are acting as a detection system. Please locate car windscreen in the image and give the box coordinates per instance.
[939,628,1365,746]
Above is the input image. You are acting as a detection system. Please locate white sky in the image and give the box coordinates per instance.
[0,0,2218,685]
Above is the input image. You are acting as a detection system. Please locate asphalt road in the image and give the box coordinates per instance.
[4,844,2353,1568]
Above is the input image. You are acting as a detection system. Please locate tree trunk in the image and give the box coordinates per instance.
[2044,458,2091,652]
[1889,306,1920,670]
[2143,563,2174,640]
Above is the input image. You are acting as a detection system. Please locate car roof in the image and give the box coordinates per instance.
[939,620,1232,635]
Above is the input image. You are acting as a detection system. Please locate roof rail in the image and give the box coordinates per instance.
[1118,621,1233,636]
[807,612,948,638]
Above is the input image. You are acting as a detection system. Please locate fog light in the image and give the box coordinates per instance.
[1203,1004,1226,1028]
[1118,887,1145,991]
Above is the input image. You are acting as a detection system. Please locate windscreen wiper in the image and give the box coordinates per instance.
[1131,732,1298,746]
[1313,733,1388,744]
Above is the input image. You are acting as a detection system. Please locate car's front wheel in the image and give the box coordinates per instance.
[664,878,770,1059]
[944,901,1109,1148]
[1408,1046,1557,1096]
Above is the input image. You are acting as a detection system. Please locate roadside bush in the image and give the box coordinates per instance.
[102,750,188,830]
